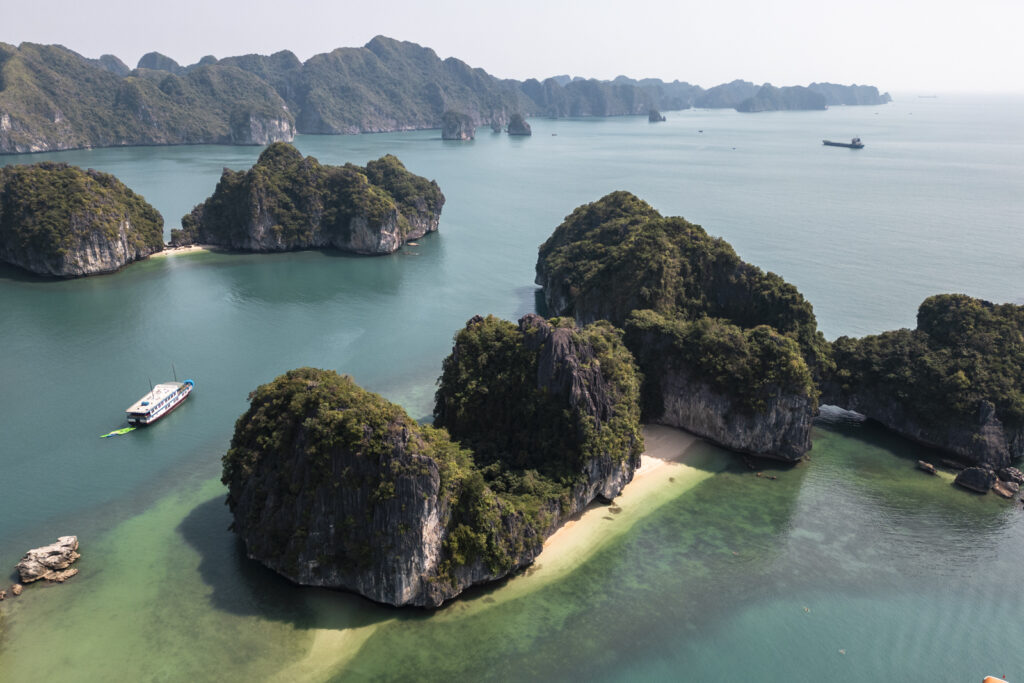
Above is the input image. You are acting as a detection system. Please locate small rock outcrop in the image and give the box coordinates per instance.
[507,113,532,135]
[441,111,475,140]
[172,143,444,254]
[10,584,22,596]
[648,109,666,122]
[823,295,1024,469]
[0,163,164,277]
[917,460,938,475]
[954,467,997,493]
[15,536,80,583]
[223,317,642,607]
[998,467,1024,484]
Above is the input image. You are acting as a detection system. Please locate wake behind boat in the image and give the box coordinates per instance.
[126,379,194,425]
[823,137,864,149]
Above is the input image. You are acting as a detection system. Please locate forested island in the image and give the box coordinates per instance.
[172,142,443,254]
[223,314,642,607]
[0,37,890,153]
[0,162,163,276]
[222,191,1021,608]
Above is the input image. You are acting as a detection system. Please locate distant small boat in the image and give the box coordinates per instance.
[126,379,194,425]
[823,137,864,149]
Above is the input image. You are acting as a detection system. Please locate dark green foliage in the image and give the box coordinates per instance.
[433,314,642,571]
[173,143,443,246]
[224,334,641,581]
[626,310,815,416]
[434,315,642,485]
[0,161,163,259]
[829,294,1024,429]
[536,191,831,376]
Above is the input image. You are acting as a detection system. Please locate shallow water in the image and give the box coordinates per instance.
[1,95,1022,680]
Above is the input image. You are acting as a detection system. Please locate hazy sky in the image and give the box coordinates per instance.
[2,0,1021,93]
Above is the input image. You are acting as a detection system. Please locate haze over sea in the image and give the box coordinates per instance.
[0,95,1022,680]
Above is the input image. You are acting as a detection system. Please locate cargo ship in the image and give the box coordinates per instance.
[823,137,864,149]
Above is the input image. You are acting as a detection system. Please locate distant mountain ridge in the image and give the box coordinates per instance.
[0,36,891,154]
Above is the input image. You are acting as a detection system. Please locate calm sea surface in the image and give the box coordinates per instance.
[1,95,1022,680]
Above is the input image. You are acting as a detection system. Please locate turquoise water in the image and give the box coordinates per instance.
[1,95,1022,680]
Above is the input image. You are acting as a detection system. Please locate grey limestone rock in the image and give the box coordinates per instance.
[15,536,80,583]
[441,111,475,140]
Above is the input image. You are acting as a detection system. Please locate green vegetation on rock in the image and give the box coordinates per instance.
[536,191,830,376]
[625,310,815,416]
[172,142,444,252]
[222,314,643,606]
[0,161,163,276]
[827,294,1024,432]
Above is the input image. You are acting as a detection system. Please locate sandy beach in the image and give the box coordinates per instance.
[149,244,213,258]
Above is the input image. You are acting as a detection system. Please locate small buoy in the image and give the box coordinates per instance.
[803,606,810,613]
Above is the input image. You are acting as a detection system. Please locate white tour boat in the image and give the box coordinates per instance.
[126,379,194,425]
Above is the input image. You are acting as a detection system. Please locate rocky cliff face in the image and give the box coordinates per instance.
[625,312,815,461]
[228,109,296,145]
[173,143,443,254]
[223,314,642,607]
[656,368,813,461]
[821,387,1022,469]
[0,162,164,277]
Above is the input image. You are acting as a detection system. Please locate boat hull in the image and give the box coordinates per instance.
[126,380,194,425]
[823,140,864,149]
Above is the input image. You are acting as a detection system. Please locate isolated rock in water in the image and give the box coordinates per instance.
[16,536,80,583]
[648,109,666,122]
[441,110,475,140]
[954,467,997,493]
[507,113,532,135]
[917,460,937,475]
[11,584,22,596]
[998,467,1024,484]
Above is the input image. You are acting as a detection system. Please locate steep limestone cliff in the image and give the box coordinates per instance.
[223,314,642,607]
[0,162,163,277]
[625,310,815,461]
[172,143,443,253]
